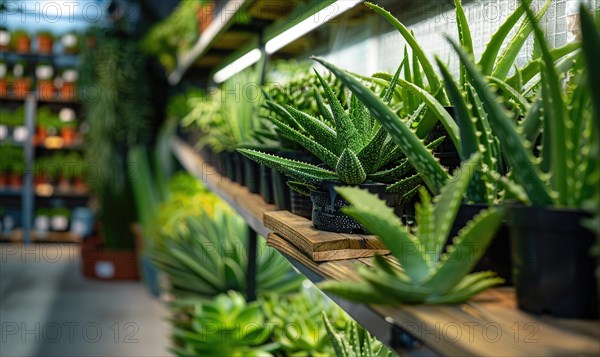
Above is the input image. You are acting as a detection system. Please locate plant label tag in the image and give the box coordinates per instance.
[95,261,115,279]
[0,125,7,140]
[62,34,77,48]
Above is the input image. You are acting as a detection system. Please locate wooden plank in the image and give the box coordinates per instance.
[264,210,389,261]
[267,233,600,357]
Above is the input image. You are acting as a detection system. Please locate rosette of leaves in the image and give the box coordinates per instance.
[171,291,278,357]
[262,289,348,356]
[320,154,505,305]
[239,71,443,197]
[322,313,393,357]
[153,206,304,299]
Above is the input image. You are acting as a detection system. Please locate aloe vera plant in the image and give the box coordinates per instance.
[239,71,441,196]
[447,0,598,208]
[323,313,393,357]
[319,154,505,304]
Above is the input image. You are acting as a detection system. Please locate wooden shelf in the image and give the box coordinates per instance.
[168,0,254,85]
[171,137,275,237]
[171,137,600,356]
[1,229,81,243]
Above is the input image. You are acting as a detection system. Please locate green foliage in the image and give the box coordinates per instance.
[323,313,392,357]
[320,154,505,305]
[141,0,202,72]
[447,0,598,208]
[153,202,303,299]
[263,289,348,356]
[171,291,277,357]
[0,107,24,127]
[0,146,24,175]
[310,58,448,194]
[81,37,151,249]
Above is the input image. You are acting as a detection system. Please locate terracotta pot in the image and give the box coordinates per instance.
[60,127,76,145]
[15,35,31,53]
[0,79,7,97]
[38,35,53,54]
[72,178,88,193]
[0,173,7,188]
[34,127,47,145]
[13,78,30,98]
[60,82,76,101]
[8,174,23,189]
[81,237,140,281]
[38,80,56,100]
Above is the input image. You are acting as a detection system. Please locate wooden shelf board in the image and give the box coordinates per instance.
[171,137,276,237]
[268,233,600,357]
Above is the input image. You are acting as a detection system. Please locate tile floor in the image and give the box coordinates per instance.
[0,244,171,357]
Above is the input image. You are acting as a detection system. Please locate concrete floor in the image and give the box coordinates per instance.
[0,244,171,357]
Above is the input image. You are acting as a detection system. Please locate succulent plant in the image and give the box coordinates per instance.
[263,289,348,356]
[153,205,304,299]
[170,291,277,357]
[319,154,505,304]
[239,71,442,196]
[322,312,393,357]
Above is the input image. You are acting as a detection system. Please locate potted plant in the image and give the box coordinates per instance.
[0,59,8,97]
[36,62,56,100]
[49,207,71,232]
[59,68,78,101]
[35,107,54,144]
[240,71,438,233]
[0,26,10,51]
[11,30,30,53]
[12,61,31,98]
[3,107,28,142]
[59,120,77,145]
[34,208,51,238]
[448,2,599,318]
[37,30,54,54]
[319,154,506,304]
[60,31,79,54]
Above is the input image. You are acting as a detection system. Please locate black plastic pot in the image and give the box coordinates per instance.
[508,206,598,319]
[242,155,260,193]
[232,151,245,184]
[446,204,512,285]
[220,151,235,180]
[272,168,292,211]
[271,150,320,217]
[310,181,402,234]
[259,164,274,203]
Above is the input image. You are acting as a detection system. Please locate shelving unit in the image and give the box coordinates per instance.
[171,137,600,357]
[0,50,87,243]
[168,0,373,84]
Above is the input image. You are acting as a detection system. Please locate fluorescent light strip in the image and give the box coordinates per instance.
[213,48,262,83]
[265,0,364,54]
[212,0,363,83]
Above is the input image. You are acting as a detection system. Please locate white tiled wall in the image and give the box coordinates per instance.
[320,0,597,77]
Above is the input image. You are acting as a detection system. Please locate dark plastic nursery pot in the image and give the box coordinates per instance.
[271,150,319,218]
[220,151,235,180]
[242,155,260,193]
[508,205,598,319]
[310,181,402,234]
[259,164,274,204]
[232,151,245,184]
[446,203,512,285]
